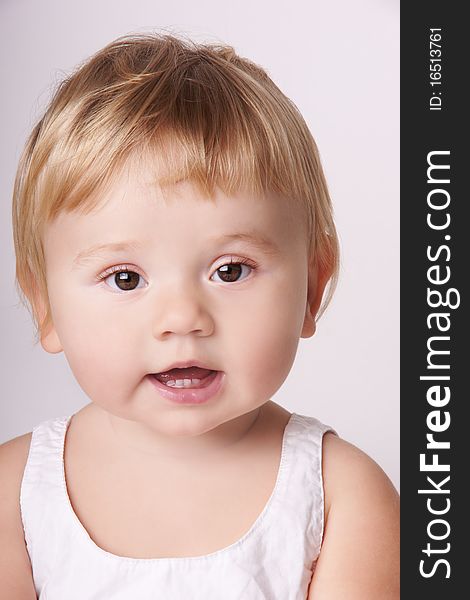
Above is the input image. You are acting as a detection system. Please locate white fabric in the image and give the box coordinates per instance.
[20,412,335,599]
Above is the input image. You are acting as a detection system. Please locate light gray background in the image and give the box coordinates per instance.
[0,0,400,490]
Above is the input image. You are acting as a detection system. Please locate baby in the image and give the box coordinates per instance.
[1,32,399,599]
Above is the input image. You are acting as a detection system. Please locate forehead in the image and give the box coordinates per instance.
[88,155,294,215]
[44,155,308,256]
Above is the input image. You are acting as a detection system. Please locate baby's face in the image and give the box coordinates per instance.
[42,157,315,438]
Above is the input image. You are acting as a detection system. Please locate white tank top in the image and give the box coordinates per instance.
[20,412,335,599]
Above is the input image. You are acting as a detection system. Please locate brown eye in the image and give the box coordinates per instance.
[211,261,253,283]
[103,269,145,292]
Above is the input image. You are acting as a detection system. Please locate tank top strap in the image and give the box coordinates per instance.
[278,413,337,560]
[20,414,73,594]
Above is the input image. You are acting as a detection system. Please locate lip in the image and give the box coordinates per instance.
[156,360,215,372]
[147,370,225,405]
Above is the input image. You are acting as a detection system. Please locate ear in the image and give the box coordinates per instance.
[300,256,332,339]
[40,321,63,354]
[32,286,63,354]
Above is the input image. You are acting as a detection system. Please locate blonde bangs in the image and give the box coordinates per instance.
[33,38,313,220]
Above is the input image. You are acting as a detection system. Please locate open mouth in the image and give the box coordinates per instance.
[148,367,225,405]
[151,366,218,389]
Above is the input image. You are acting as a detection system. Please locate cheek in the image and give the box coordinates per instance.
[227,270,308,395]
[50,286,139,400]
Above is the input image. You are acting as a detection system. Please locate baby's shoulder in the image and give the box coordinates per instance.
[306,433,400,597]
[321,432,398,516]
[0,430,33,515]
[0,431,37,597]
[0,430,33,484]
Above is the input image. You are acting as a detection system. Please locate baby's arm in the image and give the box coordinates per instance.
[0,435,37,599]
[307,433,400,599]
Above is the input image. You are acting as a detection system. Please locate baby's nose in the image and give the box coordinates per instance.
[151,290,214,339]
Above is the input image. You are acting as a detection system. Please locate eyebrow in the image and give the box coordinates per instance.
[71,230,280,269]
[72,240,144,269]
[211,231,281,256]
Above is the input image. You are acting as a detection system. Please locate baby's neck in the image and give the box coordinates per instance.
[77,401,271,463]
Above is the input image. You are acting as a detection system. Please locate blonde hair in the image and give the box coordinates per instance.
[12,31,340,346]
